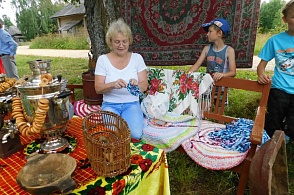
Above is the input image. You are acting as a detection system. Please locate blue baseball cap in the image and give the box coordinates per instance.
[202,18,230,36]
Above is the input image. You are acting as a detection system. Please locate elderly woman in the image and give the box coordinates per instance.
[94,18,148,139]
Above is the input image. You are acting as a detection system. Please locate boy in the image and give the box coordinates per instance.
[257,0,294,140]
[188,18,236,81]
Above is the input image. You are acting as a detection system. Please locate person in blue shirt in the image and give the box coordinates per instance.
[257,0,294,141]
[0,19,19,79]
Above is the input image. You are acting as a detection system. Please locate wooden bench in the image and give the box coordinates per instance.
[66,72,272,194]
[178,76,271,195]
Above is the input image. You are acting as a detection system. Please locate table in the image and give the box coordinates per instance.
[0,118,170,195]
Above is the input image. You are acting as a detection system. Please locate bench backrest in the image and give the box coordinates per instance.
[203,76,271,144]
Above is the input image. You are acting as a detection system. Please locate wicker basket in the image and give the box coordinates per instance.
[82,110,131,177]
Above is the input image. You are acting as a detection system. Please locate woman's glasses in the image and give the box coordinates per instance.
[113,40,129,46]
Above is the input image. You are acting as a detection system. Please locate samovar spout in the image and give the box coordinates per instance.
[2,132,11,143]
[2,118,17,143]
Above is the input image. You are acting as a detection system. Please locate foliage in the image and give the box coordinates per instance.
[2,15,14,28]
[11,0,65,41]
[258,0,287,33]
[30,28,89,49]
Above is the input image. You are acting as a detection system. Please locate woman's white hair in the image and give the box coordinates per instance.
[105,18,133,49]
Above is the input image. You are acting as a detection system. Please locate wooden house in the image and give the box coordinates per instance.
[50,1,86,36]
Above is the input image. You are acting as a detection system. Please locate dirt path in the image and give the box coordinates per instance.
[16,45,275,71]
[17,45,89,59]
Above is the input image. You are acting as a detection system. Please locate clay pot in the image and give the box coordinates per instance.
[16,153,76,195]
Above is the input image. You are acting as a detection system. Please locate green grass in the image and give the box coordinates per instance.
[16,55,88,84]
[29,28,89,50]
[253,33,272,55]
[29,31,270,56]
[15,55,294,194]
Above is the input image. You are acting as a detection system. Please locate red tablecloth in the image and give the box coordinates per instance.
[0,118,170,195]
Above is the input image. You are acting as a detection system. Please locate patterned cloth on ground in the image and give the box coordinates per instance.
[181,119,270,170]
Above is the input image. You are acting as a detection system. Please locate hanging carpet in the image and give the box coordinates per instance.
[122,0,261,68]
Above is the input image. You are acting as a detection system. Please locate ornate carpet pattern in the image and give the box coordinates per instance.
[122,0,261,68]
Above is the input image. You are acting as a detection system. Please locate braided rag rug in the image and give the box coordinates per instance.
[142,68,214,152]
[181,118,270,170]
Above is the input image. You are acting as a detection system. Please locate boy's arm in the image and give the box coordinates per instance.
[187,46,209,73]
[257,60,271,84]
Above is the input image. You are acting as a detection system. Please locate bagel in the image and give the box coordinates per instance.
[38,98,49,105]
[20,126,28,136]
[13,113,25,119]
[35,109,48,115]
[36,108,49,113]
[18,124,29,134]
[17,121,28,128]
[12,112,22,118]
[33,118,45,127]
[25,127,32,137]
[39,77,49,87]
[41,73,53,82]
[16,118,26,124]
[12,107,23,113]
[12,97,21,101]
[17,123,26,133]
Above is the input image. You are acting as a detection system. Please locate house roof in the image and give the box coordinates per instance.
[7,26,22,36]
[51,1,85,18]
[58,20,83,31]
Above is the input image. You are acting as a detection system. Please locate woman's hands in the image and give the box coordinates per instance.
[113,79,127,89]
[129,78,138,86]
[112,78,138,89]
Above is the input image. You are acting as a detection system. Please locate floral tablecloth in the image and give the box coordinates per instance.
[0,118,170,195]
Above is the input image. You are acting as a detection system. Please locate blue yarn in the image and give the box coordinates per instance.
[208,118,270,153]
[127,82,142,97]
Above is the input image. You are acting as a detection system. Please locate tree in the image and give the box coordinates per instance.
[66,0,122,61]
[258,0,286,33]
[11,0,64,40]
[2,15,14,29]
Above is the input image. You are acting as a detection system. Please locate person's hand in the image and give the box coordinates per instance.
[212,72,224,81]
[129,78,138,86]
[9,55,14,60]
[113,79,127,89]
[257,74,271,84]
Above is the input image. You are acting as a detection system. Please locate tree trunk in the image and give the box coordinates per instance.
[84,0,107,61]
[84,0,122,61]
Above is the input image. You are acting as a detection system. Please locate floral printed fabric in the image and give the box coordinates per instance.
[143,68,214,120]
[141,68,213,152]
[72,138,170,195]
